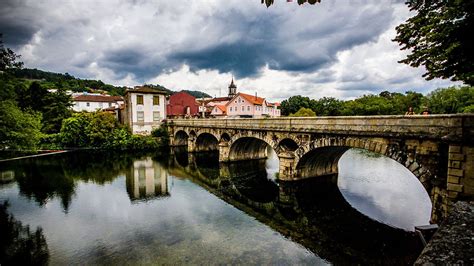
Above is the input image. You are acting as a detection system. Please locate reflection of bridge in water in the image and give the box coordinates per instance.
[168,116,474,222]
[165,149,423,265]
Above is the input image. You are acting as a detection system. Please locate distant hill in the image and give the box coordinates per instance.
[7,68,211,98]
[181,90,211,98]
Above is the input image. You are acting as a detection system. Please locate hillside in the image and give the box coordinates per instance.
[7,68,211,98]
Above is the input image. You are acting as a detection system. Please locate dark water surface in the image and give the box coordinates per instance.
[0,149,429,265]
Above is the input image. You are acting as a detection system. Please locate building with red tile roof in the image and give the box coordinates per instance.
[166,91,200,118]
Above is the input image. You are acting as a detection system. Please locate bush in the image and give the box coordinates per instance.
[151,125,169,146]
[38,134,62,150]
[58,111,165,150]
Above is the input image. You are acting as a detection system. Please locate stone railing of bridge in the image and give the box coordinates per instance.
[167,114,474,222]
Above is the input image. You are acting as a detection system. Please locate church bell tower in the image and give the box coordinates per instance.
[228,78,237,98]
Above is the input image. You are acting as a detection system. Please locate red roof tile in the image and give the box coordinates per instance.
[235,93,265,105]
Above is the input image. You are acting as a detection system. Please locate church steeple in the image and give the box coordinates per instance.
[228,77,237,97]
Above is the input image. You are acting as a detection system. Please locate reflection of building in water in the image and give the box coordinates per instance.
[126,157,169,201]
[0,170,15,183]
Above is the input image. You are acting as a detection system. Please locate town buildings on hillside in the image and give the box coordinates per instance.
[68,79,280,135]
[123,86,167,135]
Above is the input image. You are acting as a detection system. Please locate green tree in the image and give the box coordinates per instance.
[288,107,316,117]
[424,86,474,114]
[60,114,90,147]
[0,100,43,150]
[0,34,23,70]
[394,1,474,85]
[280,95,312,116]
[85,112,118,146]
[42,88,72,134]
[312,97,344,116]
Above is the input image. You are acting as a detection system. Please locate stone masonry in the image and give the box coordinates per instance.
[167,114,474,222]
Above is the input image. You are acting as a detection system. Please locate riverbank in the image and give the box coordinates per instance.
[0,150,68,162]
[415,201,474,265]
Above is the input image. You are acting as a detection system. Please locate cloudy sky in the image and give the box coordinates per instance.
[1,0,458,101]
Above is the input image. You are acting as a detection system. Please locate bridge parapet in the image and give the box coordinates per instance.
[169,114,474,142]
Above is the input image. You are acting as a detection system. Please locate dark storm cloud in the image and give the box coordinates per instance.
[171,42,272,78]
[167,4,394,79]
[100,48,167,82]
[0,0,39,46]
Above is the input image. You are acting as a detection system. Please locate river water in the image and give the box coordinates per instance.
[0,148,431,265]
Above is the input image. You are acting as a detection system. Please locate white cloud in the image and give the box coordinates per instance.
[2,0,459,101]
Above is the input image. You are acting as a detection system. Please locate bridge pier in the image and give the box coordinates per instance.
[219,141,230,162]
[187,135,196,152]
[278,152,297,181]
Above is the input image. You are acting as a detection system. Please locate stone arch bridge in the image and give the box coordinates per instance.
[167,115,474,221]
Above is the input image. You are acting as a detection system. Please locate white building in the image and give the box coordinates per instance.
[124,86,167,135]
[72,93,124,112]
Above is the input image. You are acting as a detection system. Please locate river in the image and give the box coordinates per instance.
[0,148,431,265]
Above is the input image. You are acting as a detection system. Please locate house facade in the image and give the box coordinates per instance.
[124,86,167,135]
[166,91,200,118]
[210,105,227,117]
[226,93,281,118]
[72,94,124,112]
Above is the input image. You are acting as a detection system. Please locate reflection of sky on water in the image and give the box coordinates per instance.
[1,161,325,265]
[265,147,279,181]
[338,149,432,231]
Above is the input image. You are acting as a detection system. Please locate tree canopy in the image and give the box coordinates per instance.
[280,87,473,116]
[394,0,474,85]
[0,34,23,71]
[288,107,316,117]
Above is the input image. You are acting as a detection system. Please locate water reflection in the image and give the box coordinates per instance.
[126,158,169,201]
[172,150,423,264]
[0,149,427,264]
[338,149,432,231]
[0,202,49,265]
[0,152,135,212]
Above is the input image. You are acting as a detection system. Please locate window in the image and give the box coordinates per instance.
[137,111,144,122]
[247,106,250,111]
[86,102,90,107]
[153,96,160,105]
[241,106,244,111]
[109,102,112,107]
[137,95,144,105]
[153,111,160,121]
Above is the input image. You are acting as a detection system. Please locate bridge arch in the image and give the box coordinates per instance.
[293,137,433,193]
[220,132,231,143]
[277,138,299,153]
[174,130,189,146]
[229,137,274,161]
[195,133,219,152]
